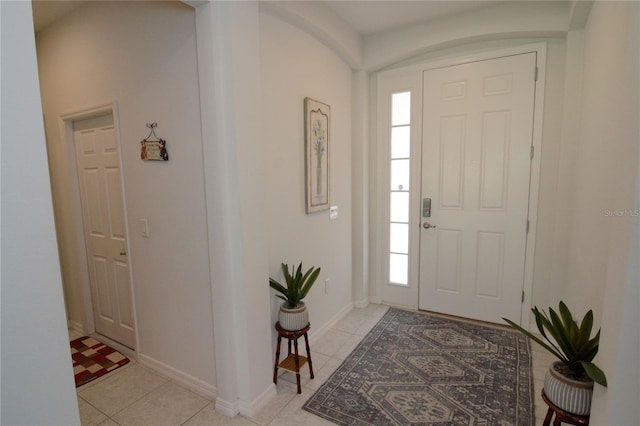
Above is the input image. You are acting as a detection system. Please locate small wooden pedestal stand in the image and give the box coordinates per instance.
[273,322,314,394]
[541,390,590,426]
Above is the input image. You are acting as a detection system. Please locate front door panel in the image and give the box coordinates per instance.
[419,53,537,324]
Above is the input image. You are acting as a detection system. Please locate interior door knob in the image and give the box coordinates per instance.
[423,222,436,229]
[120,252,126,256]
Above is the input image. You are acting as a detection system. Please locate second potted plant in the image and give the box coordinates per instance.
[269,262,321,331]
[503,301,607,416]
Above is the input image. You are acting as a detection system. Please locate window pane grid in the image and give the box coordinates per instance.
[389,92,411,286]
[391,125,410,159]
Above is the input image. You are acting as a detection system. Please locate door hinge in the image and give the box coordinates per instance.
[526,219,530,234]
[534,67,538,82]
[530,145,534,159]
[522,291,525,303]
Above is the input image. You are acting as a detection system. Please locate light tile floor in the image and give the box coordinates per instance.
[72,304,552,425]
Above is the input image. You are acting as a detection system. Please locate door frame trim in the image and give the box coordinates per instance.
[376,70,423,308]
[373,42,547,327]
[57,100,139,350]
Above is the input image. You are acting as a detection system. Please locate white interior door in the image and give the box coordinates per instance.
[74,113,135,348]
[418,53,537,324]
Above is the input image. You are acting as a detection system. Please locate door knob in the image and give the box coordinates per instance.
[423,222,436,229]
[120,252,126,256]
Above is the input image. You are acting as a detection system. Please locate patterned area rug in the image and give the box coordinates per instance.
[71,336,129,387]
[303,308,533,425]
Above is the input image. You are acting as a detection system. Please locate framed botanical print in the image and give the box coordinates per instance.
[304,97,330,213]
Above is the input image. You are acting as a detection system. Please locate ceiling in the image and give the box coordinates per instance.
[32,0,506,35]
[32,1,85,33]
[324,1,503,36]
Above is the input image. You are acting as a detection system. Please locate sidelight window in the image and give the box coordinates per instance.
[389,92,411,285]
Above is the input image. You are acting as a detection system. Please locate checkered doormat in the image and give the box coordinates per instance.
[70,336,129,387]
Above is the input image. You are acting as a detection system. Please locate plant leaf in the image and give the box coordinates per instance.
[579,361,608,387]
[562,303,581,349]
[282,263,292,288]
[502,318,566,362]
[576,310,594,350]
[534,310,566,361]
[534,307,549,340]
[507,303,604,384]
[577,344,599,363]
[300,266,315,286]
[296,262,303,281]
[299,267,321,300]
[269,279,288,296]
[548,307,577,362]
[575,330,600,362]
[558,301,575,333]
[270,262,323,306]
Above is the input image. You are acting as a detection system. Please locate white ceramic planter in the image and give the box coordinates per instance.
[544,361,594,416]
[278,302,309,331]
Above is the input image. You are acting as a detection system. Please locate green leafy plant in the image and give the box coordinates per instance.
[269,262,321,308]
[503,301,607,387]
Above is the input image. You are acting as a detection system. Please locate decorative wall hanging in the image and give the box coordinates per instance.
[140,123,169,161]
[304,98,330,213]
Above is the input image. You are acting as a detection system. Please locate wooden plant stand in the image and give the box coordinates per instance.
[542,390,590,426]
[273,322,314,394]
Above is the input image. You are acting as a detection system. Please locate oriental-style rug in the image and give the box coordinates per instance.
[70,336,129,387]
[303,308,533,425]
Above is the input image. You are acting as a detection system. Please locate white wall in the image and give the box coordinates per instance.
[193,1,276,414]
[259,10,354,335]
[564,0,640,322]
[0,1,80,424]
[575,2,640,423]
[36,1,216,393]
[531,38,572,312]
[548,28,584,310]
[259,1,363,69]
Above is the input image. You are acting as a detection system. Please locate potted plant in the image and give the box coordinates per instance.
[269,262,321,331]
[503,301,607,416]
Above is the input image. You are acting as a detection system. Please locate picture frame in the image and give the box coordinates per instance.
[140,139,169,161]
[304,97,330,213]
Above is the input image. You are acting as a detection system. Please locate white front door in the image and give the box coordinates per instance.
[418,53,537,324]
[74,113,135,348]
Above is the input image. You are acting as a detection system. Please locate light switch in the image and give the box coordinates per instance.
[330,205,338,220]
[139,218,149,237]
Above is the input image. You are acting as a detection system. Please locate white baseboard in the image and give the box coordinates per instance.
[370,296,382,304]
[213,383,277,418]
[91,333,136,362]
[308,301,353,345]
[354,297,370,308]
[139,354,217,400]
[215,396,239,417]
[68,319,83,334]
[215,302,355,420]
[239,383,277,417]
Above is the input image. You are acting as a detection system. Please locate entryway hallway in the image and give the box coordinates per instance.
[72,304,554,425]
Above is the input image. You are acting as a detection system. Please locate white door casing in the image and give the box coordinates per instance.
[74,113,135,348]
[418,53,537,324]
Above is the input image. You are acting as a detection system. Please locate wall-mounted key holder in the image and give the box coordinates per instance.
[140,123,169,161]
